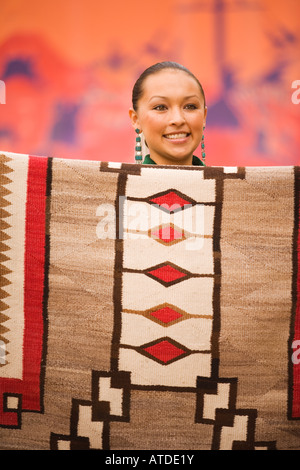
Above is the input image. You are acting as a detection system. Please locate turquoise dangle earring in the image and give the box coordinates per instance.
[135,129,143,163]
[201,125,206,163]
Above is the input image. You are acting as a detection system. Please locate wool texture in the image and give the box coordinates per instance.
[0,152,299,450]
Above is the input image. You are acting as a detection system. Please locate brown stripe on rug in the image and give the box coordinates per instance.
[219,166,296,449]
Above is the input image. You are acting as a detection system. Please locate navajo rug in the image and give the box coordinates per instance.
[0,151,299,450]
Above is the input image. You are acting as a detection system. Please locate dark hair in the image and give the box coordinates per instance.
[132,61,206,111]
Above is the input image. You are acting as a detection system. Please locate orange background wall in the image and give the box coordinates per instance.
[0,0,299,166]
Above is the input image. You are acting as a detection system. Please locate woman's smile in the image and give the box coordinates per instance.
[163,132,190,140]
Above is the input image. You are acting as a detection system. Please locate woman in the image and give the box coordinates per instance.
[129,61,207,166]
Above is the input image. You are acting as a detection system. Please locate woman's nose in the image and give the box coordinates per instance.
[169,107,185,125]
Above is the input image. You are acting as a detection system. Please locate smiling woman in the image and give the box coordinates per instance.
[129,62,207,166]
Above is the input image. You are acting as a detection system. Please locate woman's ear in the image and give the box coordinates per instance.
[204,106,207,127]
[129,108,140,131]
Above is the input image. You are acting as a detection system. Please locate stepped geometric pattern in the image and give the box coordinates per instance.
[0,153,300,450]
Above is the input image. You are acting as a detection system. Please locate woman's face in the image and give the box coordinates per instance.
[129,69,207,165]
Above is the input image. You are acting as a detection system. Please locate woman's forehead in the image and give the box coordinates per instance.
[141,69,203,99]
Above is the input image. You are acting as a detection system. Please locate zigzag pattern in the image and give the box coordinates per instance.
[0,155,13,365]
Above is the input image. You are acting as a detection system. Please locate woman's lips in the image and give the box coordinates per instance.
[163,132,190,141]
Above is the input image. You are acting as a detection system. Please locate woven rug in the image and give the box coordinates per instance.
[0,151,300,451]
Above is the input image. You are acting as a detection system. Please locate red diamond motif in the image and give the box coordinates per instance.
[146,263,189,285]
[151,224,185,244]
[142,338,189,364]
[149,190,194,213]
[149,306,183,325]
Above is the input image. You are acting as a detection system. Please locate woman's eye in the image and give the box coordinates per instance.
[153,105,167,111]
[185,104,198,110]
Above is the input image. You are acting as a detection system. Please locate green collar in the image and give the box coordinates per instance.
[142,154,205,166]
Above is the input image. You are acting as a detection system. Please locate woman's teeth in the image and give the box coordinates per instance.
[165,133,189,139]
